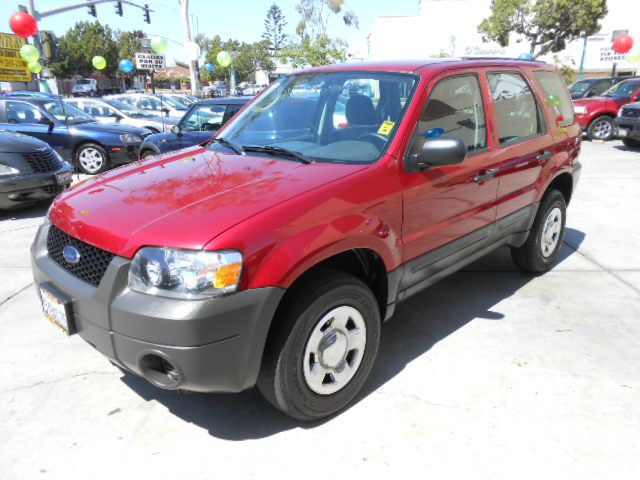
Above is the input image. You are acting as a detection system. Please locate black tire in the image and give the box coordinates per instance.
[76,143,109,175]
[511,189,567,273]
[258,271,381,421]
[622,138,640,149]
[141,150,157,160]
[145,127,160,134]
[587,115,615,141]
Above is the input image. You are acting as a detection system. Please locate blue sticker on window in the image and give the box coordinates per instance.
[423,128,444,138]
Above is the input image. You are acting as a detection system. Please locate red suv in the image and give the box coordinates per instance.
[32,59,581,420]
[573,77,640,140]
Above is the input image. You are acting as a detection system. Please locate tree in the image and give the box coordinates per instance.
[263,4,288,55]
[202,37,275,84]
[50,21,119,77]
[478,0,608,59]
[280,0,358,68]
[115,30,142,75]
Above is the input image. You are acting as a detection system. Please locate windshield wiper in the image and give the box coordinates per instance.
[242,145,313,164]
[211,137,243,154]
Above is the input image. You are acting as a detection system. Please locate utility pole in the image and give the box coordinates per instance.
[179,0,199,96]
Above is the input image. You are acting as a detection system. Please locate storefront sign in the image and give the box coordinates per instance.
[135,52,166,70]
[0,33,31,82]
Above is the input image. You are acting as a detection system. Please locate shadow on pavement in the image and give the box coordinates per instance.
[613,144,640,153]
[121,229,585,440]
[0,202,49,222]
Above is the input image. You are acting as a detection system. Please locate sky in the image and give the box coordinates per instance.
[4,0,420,64]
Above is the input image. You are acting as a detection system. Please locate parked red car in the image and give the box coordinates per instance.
[573,77,640,140]
[32,59,581,420]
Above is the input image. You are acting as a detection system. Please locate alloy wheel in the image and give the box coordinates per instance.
[541,207,562,257]
[79,147,105,174]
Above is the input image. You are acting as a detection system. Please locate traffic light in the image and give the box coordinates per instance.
[143,4,150,24]
[87,2,97,17]
[114,1,123,16]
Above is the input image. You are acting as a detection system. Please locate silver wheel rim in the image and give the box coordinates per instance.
[541,207,562,258]
[79,147,104,173]
[303,306,367,395]
[592,119,612,139]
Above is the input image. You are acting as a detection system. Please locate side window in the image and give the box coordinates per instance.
[223,104,243,124]
[591,80,611,97]
[488,72,541,143]
[533,71,575,128]
[84,101,108,118]
[417,74,487,152]
[5,101,45,124]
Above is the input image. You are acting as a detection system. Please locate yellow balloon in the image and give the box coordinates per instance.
[28,61,42,73]
[627,51,640,65]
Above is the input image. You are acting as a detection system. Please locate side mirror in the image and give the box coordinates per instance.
[39,117,54,126]
[171,125,181,136]
[405,136,467,173]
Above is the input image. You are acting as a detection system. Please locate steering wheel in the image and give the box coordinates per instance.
[357,133,388,150]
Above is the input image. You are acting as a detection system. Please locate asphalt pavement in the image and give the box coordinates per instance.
[1,140,639,479]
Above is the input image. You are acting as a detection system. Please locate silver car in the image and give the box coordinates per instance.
[65,98,177,134]
[105,94,188,121]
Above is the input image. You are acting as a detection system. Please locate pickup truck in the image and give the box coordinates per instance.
[32,58,581,420]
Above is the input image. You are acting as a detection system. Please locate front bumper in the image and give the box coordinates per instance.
[615,116,640,140]
[0,165,73,209]
[31,221,285,393]
[107,143,143,165]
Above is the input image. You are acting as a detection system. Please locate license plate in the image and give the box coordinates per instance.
[618,128,628,138]
[39,284,75,336]
[56,171,73,185]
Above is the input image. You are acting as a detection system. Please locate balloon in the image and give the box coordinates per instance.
[150,36,168,54]
[205,62,214,72]
[613,35,634,54]
[9,12,38,38]
[19,44,40,62]
[548,94,561,108]
[119,58,134,73]
[627,50,640,65]
[28,61,42,73]
[92,55,107,70]
[518,53,533,61]
[217,50,232,68]
[183,41,200,62]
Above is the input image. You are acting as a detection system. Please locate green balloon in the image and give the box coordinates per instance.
[151,36,168,54]
[28,61,42,73]
[627,51,640,65]
[92,55,107,70]
[217,51,232,68]
[548,94,561,107]
[19,44,40,62]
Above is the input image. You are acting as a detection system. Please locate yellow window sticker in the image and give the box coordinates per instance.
[377,120,396,136]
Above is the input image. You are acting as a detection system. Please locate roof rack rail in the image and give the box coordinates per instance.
[460,56,543,62]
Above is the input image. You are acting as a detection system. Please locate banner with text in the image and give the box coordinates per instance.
[135,52,166,71]
[0,33,31,82]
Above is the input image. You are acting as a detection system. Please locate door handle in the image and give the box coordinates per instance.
[537,151,552,164]
[474,168,497,184]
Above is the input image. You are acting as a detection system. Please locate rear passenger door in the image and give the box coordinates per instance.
[486,71,551,221]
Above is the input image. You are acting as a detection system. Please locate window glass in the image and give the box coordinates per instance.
[417,75,487,151]
[533,71,575,128]
[42,101,95,124]
[591,80,612,96]
[83,101,115,118]
[5,101,45,124]
[181,105,226,131]
[603,80,640,98]
[488,72,541,143]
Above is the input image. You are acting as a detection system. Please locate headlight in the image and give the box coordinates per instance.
[574,105,588,115]
[128,247,243,299]
[120,133,142,144]
[0,164,19,176]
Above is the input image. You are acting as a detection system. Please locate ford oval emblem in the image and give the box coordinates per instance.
[62,245,81,264]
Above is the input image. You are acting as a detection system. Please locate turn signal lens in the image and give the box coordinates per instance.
[214,263,242,288]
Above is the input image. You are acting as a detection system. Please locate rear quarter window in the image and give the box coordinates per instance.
[533,71,575,128]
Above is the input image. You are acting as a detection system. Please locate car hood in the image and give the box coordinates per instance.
[68,122,150,136]
[574,96,628,109]
[0,130,50,153]
[50,146,367,258]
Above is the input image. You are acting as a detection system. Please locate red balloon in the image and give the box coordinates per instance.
[9,12,38,38]
[613,35,634,55]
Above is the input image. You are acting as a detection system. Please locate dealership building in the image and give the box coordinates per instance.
[366,0,640,78]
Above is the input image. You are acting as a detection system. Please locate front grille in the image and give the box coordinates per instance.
[42,185,65,196]
[620,108,640,119]
[47,225,115,287]
[21,148,63,173]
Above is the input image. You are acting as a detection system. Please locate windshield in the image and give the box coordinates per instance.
[76,79,91,85]
[42,101,96,124]
[603,80,640,98]
[157,95,188,110]
[213,71,418,164]
[169,95,194,107]
[104,99,146,116]
[180,104,226,131]
[569,80,592,95]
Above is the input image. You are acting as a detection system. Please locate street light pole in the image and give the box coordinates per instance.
[179,0,199,96]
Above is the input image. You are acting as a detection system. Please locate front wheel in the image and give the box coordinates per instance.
[258,271,381,421]
[511,189,567,273]
[587,116,615,141]
[76,143,109,175]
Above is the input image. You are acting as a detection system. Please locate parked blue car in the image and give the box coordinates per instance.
[0,94,151,174]
[138,97,250,159]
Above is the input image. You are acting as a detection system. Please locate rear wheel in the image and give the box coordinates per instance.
[141,150,157,160]
[258,271,381,421]
[511,190,566,273]
[622,138,640,149]
[587,116,614,141]
[76,143,109,175]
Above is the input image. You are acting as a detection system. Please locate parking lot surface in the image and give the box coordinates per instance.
[1,141,639,479]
